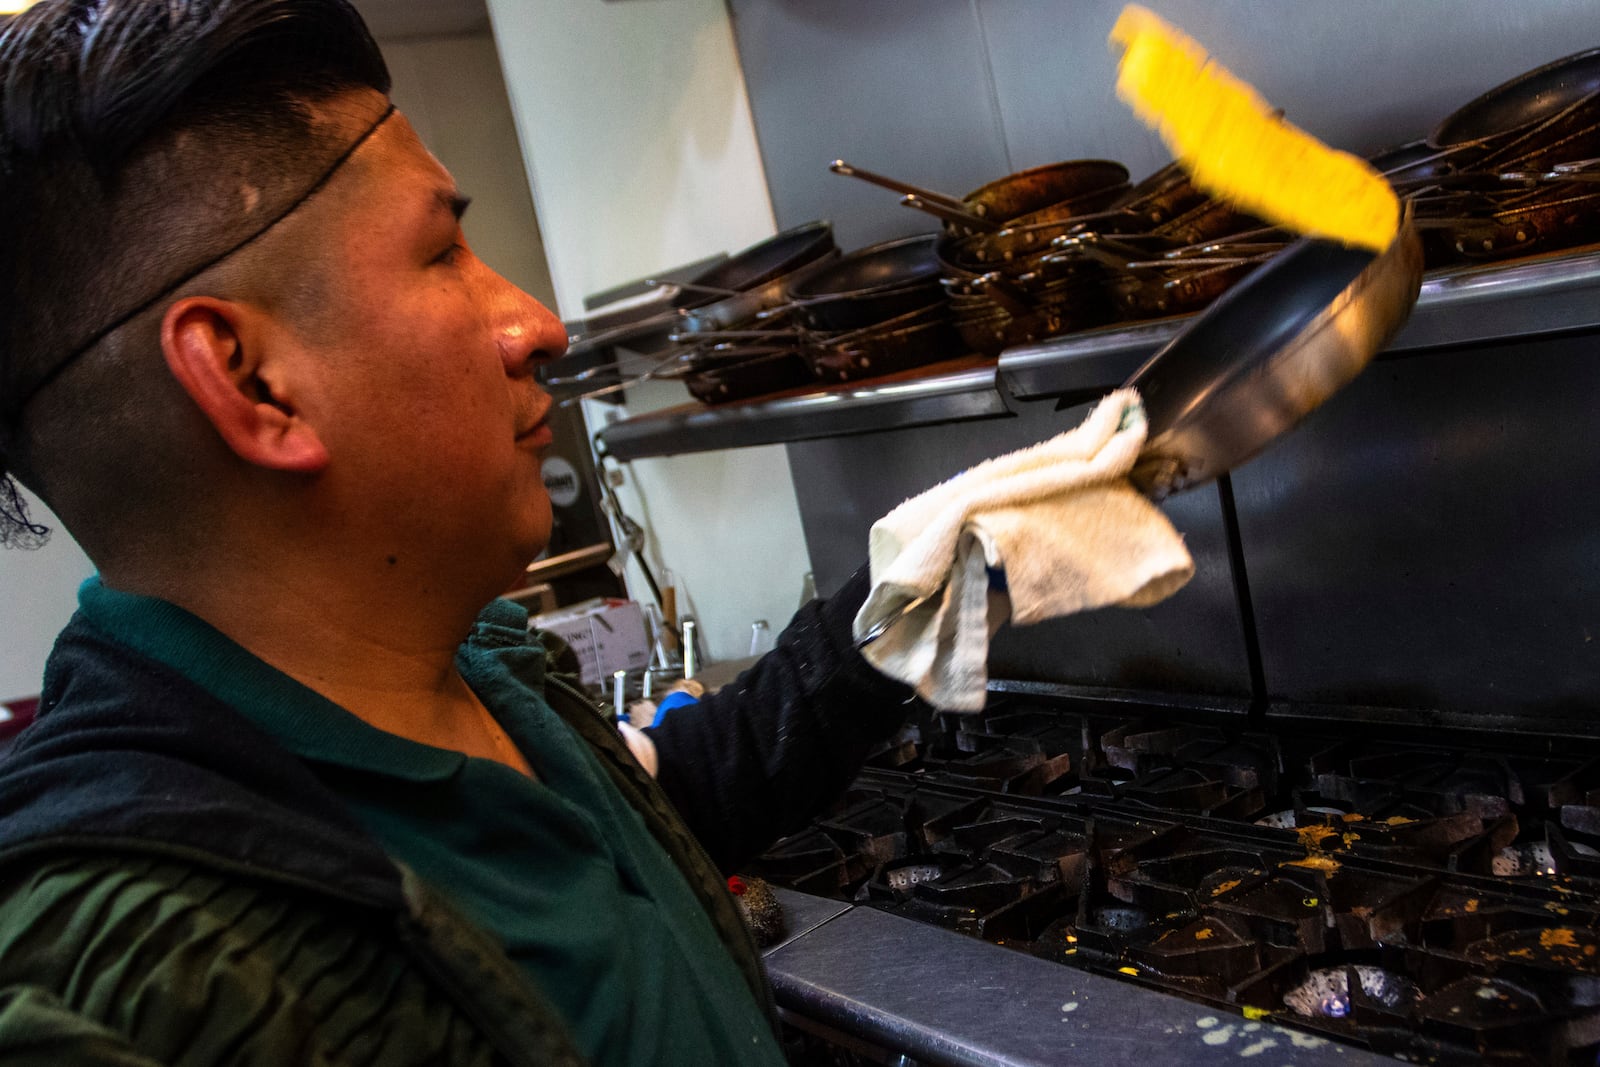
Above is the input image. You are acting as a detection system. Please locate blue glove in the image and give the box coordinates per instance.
[650,689,701,728]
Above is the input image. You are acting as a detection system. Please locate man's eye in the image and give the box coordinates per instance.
[435,242,468,266]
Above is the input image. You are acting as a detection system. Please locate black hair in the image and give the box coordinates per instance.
[0,0,391,547]
[0,0,389,173]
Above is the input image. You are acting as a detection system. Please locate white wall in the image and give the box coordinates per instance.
[381,32,557,305]
[588,386,815,661]
[484,0,776,317]
[0,489,93,703]
[487,0,815,661]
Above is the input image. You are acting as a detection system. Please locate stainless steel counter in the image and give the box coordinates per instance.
[763,888,1396,1067]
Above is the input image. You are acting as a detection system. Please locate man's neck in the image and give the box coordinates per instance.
[103,554,532,774]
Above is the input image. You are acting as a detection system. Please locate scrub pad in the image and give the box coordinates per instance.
[1110,4,1399,253]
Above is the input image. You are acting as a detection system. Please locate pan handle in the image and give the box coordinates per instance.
[556,350,696,405]
[974,273,1038,318]
[992,206,1149,241]
[829,160,972,214]
[565,307,683,354]
[668,328,807,344]
[1047,232,1159,268]
[543,350,682,387]
[1125,255,1268,269]
[646,278,745,297]
[1389,167,1600,193]
[1495,157,1600,183]
[1476,86,1600,169]
[901,194,1000,232]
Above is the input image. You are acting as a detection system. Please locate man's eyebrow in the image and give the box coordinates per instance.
[434,189,472,220]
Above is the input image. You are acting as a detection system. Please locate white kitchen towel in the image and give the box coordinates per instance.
[853,389,1195,711]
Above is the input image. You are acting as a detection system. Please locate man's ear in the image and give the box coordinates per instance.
[159,296,330,473]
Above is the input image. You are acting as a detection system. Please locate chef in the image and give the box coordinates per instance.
[0,1,924,1063]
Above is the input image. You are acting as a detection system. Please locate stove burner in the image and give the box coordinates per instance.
[880,857,959,895]
[1283,965,1419,1019]
[1088,904,1150,932]
[1494,838,1600,878]
[1495,841,1559,877]
[751,699,1600,1065]
[1255,806,1345,829]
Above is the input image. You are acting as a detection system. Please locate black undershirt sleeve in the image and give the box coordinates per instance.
[645,566,927,873]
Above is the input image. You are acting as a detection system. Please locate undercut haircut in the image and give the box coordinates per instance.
[0,0,392,547]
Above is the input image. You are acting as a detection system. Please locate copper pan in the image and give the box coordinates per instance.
[804,306,967,384]
[942,181,1136,264]
[1413,182,1600,260]
[685,348,817,404]
[948,276,1116,357]
[962,159,1129,221]
[1106,257,1271,323]
[1127,207,1423,497]
[830,158,1129,234]
[1028,196,1267,268]
[1110,161,1212,227]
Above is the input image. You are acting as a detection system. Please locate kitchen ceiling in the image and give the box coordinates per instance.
[349,0,489,39]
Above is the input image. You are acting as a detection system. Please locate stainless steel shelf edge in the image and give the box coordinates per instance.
[762,888,1394,1067]
[985,678,1253,717]
[999,246,1600,400]
[1396,245,1600,351]
[997,318,1186,402]
[599,364,1008,461]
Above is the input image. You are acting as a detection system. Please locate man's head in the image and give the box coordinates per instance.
[0,0,565,602]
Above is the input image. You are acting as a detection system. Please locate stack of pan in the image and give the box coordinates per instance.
[832,157,1285,355]
[542,222,842,405]
[674,232,967,401]
[1040,172,1285,332]
[835,159,1126,356]
[663,222,842,403]
[782,234,962,385]
[1374,47,1600,268]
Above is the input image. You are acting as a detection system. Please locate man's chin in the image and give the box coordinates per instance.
[508,528,555,584]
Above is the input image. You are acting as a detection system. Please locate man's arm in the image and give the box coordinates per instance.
[645,567,925,873]
[0,987,168,1067]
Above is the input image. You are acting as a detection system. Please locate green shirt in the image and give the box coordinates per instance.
[76,578,784,1067]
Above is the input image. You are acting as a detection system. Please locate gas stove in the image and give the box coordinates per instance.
[750,695,1600,1065]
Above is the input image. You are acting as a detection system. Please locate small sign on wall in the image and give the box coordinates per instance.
[530,598,651,687]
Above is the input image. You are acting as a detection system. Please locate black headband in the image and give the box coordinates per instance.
[9,102,398,424]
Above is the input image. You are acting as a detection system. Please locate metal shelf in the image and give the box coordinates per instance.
[1000,244,1600,400]
[598,360,1008,461]
[596,246,1600,461]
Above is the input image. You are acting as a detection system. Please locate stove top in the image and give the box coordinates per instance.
[749,696,1600,1065]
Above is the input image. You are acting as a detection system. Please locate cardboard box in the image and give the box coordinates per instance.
[529,598,651,687]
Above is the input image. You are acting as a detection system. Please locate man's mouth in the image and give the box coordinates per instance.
[517,400,555,448]
[522,425,554,449]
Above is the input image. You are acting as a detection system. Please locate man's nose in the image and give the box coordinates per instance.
[487,268,568,375]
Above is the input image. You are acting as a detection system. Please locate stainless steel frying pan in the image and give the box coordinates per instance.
[857,206,1423,647]
[1127,205,1423,497]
